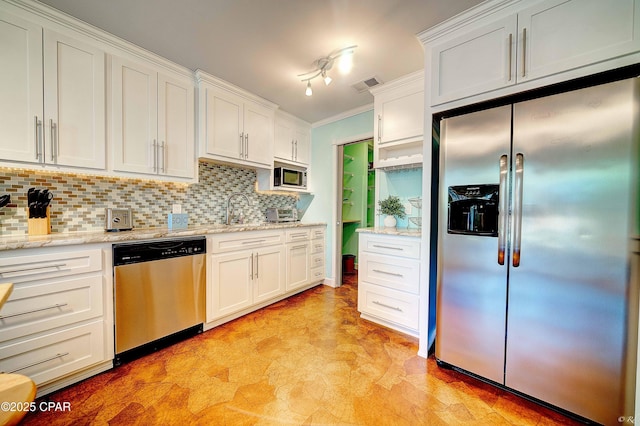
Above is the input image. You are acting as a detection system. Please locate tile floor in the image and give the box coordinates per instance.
[22,274,580,425]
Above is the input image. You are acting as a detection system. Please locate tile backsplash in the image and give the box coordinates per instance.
[0,162,297,236]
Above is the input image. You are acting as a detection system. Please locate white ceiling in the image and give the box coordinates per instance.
[38,0,483,124]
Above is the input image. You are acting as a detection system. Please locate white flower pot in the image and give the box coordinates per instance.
[383,215,397,228]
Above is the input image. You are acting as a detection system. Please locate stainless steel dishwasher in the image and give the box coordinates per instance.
[113,237,206,365]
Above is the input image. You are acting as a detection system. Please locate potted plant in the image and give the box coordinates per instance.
[378,195,406,228]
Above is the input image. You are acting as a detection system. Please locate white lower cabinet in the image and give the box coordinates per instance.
[207,230,286,323]
[254,245,286,303]
[206,226,325,328]
[357,232,421,337]
[209,250,254,319]
[285,241,310,291]
[0,244,112,396]
[309,226,325,284]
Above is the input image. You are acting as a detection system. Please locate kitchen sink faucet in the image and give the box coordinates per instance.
[226,193,251,225]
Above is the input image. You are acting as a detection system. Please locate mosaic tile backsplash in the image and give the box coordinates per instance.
[0,162,298,236]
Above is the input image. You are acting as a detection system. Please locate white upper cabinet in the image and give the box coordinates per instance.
[197,70,276,169]
[157,73,195,179]
[519,0,640,82]
[430,15,517,105]
[0,12,43,163]
[0,12,105,169]
[274,110,311,167]
[426,0,640,106]
[371,71,424,168]
[112,56,194,179]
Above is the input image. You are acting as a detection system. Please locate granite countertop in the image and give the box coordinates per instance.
[0,222,326,251]
[356,227,421,237]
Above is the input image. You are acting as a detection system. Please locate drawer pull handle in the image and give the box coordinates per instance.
[373,301,402,312]
[0,263,67,275]
[0,303,69,320]
[291,244,307,250]
[314,258,322,263]
[6,352,69,374]
[291,233,307,238]
[242,240,267,245]
[373,269,403,278]
[372,245,403,251]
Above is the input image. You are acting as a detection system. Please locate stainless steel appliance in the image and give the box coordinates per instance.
[113,237,206,365]
[265,207,298,223]
[436,77,639,424]
[105,208,133,231]
[274,166,307,189]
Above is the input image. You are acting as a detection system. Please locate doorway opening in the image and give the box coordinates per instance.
[336,138,375,285]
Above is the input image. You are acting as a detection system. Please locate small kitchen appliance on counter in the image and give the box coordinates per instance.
[105,208,133,232]
[265,207,298,223]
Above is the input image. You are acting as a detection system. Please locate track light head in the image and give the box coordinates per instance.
[297,45,357,96]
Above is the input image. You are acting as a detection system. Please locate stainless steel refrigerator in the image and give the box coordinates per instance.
[436,77,639,425]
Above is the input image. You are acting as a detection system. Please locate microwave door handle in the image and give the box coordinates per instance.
[498,155,508,265]
[512,153,524,267]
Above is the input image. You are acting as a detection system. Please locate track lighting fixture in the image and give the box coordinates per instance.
[298,45,357,96]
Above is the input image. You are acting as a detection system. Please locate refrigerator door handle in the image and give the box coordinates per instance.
[512,153,524,267]
[498,155,509,265]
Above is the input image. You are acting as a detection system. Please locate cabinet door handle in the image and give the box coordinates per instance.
[239,132,244,158]
[372,244,402,251]
[152,139,158,172]
[373,269,403,277]
[49,119,58,163]
[160,141,166,173]
[255,252,259,279]
[0,303,68,320]
[291,140,295,160]
[34,116,42,162]
[242,239,267,245]
[0,262,67,276]
[377,114,382,142]
[522,27,527,78]
[250,253,254,280]
[294,140,298,161]
[373,300,402,312]
[245,133,249,159]
[5,352,69,374]
[507,33,513,82]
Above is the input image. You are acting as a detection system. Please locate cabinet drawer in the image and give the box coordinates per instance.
[208,230,283,253]
[358,282,419,331]
[310,266,325,282]
[310,227,325,240]
[310,253,324,270]
[360,234,420,259]
[0,321,105,386]
[0,248,102,284]
[0,274,103,343]
[310,240,324,254]
[360,253,419,294]
[285,229,310,243]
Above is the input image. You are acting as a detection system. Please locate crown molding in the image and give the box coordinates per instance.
[311,103,374,129]
[417,0,519,44]
[3,0,194,78]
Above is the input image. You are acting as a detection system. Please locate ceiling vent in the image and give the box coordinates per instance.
[352,76,383,93]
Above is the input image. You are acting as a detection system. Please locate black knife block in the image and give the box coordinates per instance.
[27,207,51,235]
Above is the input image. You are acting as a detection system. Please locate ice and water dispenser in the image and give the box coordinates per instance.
[447,184,499,237]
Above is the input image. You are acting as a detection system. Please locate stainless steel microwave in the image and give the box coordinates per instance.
[274,167,307,189]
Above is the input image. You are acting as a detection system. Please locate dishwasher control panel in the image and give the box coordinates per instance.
[113,237,206,266]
